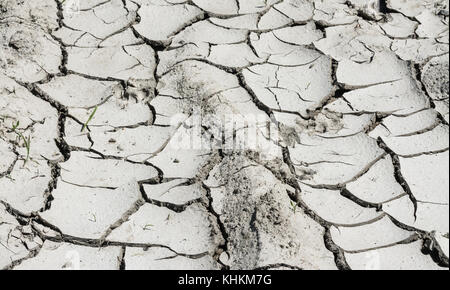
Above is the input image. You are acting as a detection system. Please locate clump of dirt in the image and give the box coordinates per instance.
[278,124,301,147]
[125,78,156,102]
[295,110,344,135]
[0,0,21,14]
[296,167,317,181]
[433,0,449,17]
[208,154,301,269]
[172,66,216,117]
[244,150,296,185]
[8,30,39,54]
[422,58,449,104]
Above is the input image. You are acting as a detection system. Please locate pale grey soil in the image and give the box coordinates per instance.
[0,0,449,270]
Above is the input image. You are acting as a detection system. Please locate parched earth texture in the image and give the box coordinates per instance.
[0,0,449,270]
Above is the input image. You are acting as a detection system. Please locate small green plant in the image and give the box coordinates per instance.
[81,106,98,132]
[11,121,31,165]
[290,200,298,214]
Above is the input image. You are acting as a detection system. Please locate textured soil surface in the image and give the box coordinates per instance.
[0,0,449,270]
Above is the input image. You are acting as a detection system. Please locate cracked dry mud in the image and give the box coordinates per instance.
[0,0,449,270]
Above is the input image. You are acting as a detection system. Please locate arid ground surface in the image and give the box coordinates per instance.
[0,0,449,270]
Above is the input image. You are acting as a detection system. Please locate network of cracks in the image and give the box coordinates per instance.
[0,0,449,270]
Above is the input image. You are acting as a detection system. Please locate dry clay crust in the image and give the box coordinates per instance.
[0,0,448,270]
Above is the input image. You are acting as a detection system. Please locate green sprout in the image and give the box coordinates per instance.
[290,200,298,214]
[11,121,31,165]
[81,106,98,132]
